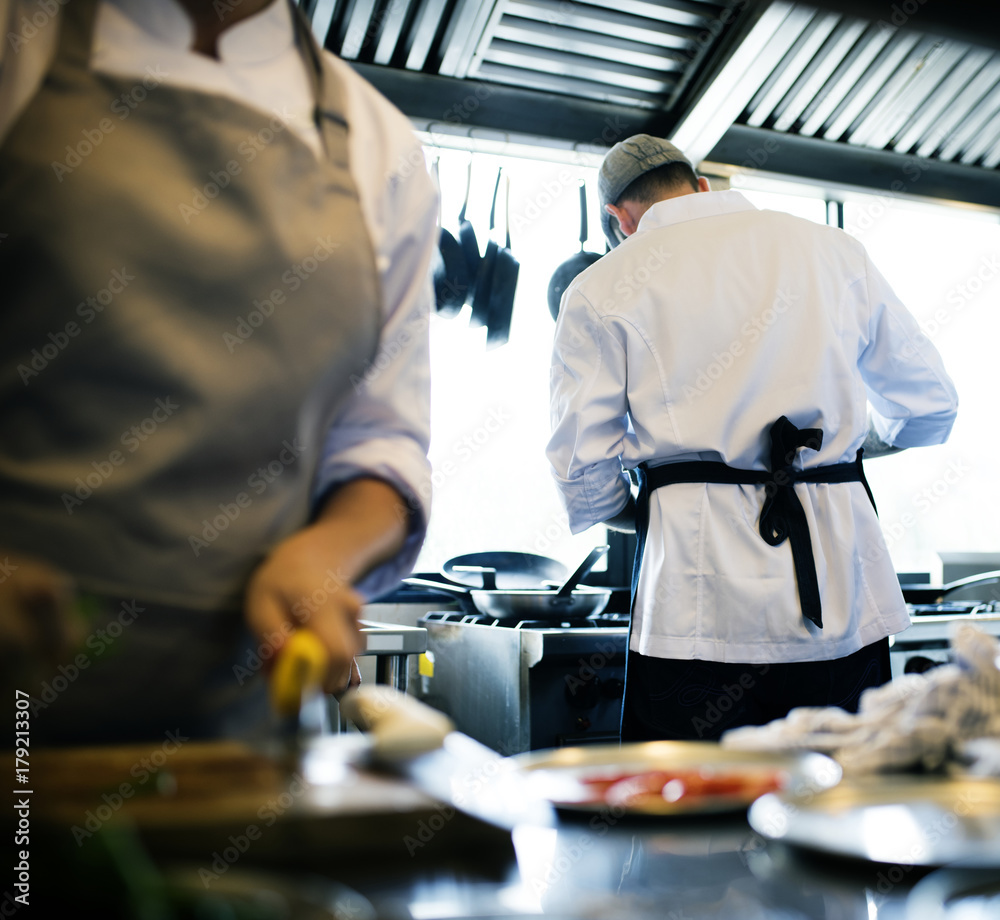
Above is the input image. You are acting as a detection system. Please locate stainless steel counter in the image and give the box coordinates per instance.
[334,811,944,920]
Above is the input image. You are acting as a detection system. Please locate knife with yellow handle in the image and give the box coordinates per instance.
[270,628,329,717]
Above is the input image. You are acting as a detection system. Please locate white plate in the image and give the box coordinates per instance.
[507,741,842,816]
[749,775,1000,866]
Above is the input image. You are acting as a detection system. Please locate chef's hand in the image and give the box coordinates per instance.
[0,551,82,691]
[244,478,410,695]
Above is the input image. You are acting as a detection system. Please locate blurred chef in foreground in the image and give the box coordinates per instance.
[0,0,436,743]
[548,135,958,742]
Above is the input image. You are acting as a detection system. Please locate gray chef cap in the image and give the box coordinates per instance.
[598,135,694,248]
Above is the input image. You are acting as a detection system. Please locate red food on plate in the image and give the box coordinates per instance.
[572,766,786,810]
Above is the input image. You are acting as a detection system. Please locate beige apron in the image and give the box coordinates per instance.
[0,1,380,611]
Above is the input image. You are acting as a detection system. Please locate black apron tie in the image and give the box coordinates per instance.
[630,416,876,630]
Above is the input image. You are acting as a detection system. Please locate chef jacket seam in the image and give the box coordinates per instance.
[573,292,631,528]
[695,484,708,644]
[602,310,681,447]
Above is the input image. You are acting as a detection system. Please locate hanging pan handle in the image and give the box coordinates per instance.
[488,168,502,235]
[504,172,513,251]
[458,160,473,223]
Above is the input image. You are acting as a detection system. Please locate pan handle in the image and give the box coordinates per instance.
[578,181,588,249]
[458,160,472,223]
[553,544,610,599]
[403,577,469,597]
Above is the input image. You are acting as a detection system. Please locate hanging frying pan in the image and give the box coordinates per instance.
[431,158,469,316]
[470,169,501,330]
[547,181,603,321]
[485,171,519,348]
[457,161,482,309]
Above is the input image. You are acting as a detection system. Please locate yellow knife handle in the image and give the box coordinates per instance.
[270,629,329,716]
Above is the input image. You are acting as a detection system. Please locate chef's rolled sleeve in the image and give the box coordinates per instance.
[313,437,430,600]
[547,290,631,533]
[858,252,959,449]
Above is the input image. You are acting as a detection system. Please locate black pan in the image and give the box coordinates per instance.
[547,181,603,321]
[433,228,469,316]
[457,162,482,311]
[431,158,469,315]
[443,550,567,590]
[486,172,519,348]
[470,169,501,330]
[900,570,1000,605]
[405,545,610,620]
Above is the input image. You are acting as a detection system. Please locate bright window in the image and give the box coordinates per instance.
[414,144,1000,584]
[841,195,1000,580]
[414,147,607,576]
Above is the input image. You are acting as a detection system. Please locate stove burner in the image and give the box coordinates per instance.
[907,601,996,616]
[422,610,631,629]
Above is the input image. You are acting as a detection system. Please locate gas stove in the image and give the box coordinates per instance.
[417,610,629,754]
[414,593,1000,752]
[421,609,631,630]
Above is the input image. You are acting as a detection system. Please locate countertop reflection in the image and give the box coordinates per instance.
[342,812,929,920]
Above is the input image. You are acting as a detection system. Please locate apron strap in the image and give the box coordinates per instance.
[287,0,350,156]
[49,0,101,75]
[631,416,877,630]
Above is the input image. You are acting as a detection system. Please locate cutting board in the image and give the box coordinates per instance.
[8,737,514,872]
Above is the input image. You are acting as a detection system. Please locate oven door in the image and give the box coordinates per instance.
[889,643,952,680]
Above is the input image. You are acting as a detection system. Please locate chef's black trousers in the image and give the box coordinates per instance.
[620,638,891,743]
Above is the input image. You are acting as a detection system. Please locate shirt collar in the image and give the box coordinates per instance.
[635,189,758,234]
[106,0,296,65]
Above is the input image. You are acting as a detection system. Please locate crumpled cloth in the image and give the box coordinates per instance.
[721,624,1000,774]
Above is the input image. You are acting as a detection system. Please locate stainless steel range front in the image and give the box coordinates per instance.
[892,571,1000,677]
[417,611,629,755]
[415,575,1000,755]
[890,602,1000,677]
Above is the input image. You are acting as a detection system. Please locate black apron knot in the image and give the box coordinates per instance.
[757,417,823,626]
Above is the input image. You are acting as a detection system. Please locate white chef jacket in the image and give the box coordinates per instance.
[0,0,435,599]
[548,190,958,664]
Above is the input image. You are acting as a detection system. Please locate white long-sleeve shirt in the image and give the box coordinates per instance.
[0,0,436,599]
[548,190,958,664]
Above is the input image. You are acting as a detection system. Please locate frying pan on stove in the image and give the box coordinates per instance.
[443,550,567,589]
[899,569,1000,604]
[404,546,611,620]
[547,181,603,321]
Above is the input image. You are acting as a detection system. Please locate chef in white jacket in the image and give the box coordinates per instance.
[547,135,958,741]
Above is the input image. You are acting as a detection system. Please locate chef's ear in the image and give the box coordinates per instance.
[605,202,638,238]
[697,176,711,192]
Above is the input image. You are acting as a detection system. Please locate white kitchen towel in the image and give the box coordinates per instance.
[721,624,1000,774]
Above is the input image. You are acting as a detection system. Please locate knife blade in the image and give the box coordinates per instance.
[339,685,554,830]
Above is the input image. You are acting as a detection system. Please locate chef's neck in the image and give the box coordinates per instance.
[174,0,277,58]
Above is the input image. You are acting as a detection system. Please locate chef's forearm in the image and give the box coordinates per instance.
[311,477,410,584]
